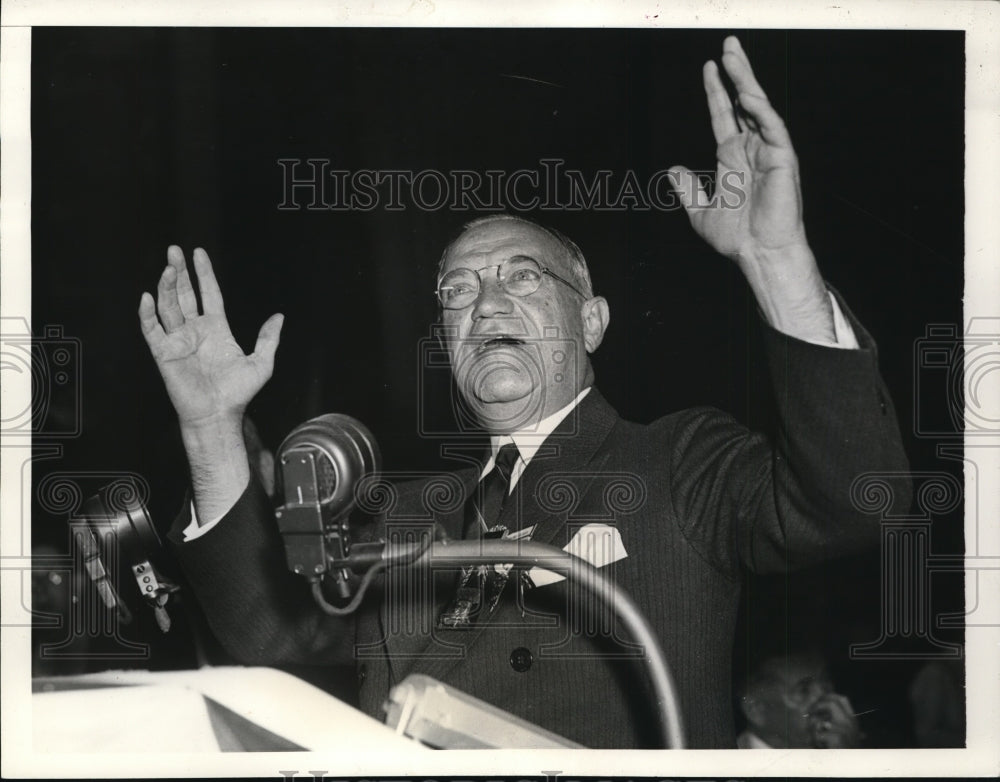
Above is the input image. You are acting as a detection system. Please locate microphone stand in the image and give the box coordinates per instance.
[313,537,686,749]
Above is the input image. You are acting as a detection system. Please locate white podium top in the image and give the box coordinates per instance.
[33,666,426,753]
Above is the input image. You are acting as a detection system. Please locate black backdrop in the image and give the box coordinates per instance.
[30,27,965,745]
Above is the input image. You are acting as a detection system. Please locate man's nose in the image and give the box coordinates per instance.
[470,277,514,318]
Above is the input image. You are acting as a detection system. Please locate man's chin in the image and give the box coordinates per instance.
[473,382,533,405]
[462,380,543,431]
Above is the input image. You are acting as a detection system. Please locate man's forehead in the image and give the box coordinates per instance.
[782,661,828,687]
[759,656,826,686]
[441,220,568,272]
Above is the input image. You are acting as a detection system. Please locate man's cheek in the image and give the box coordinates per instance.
[443,337,466,369]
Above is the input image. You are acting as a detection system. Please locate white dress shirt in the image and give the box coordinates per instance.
[481,386,592,492]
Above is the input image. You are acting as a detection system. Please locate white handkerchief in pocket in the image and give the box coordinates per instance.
[527,523,628,588]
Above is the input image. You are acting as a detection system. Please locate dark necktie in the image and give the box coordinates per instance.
[467,442,520,536]
[439,443,520,628]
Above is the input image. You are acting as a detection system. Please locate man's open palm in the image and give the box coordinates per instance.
[138,246,283,427]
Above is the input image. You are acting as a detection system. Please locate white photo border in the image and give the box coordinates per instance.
[2,0,997,778]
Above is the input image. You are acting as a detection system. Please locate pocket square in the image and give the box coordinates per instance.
[527,523,628,588]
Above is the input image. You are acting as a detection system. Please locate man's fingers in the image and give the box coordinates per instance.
[721,36,767,101]
[138,292,166,350]
[703,60,739,144]
[816,694,861,747]
[167,244,199,318]
[251,313,284,373]
[735,91,793,148]
[813,693,857,730]
[717,37,794,150]
[192,247,226,315]
[156,265,185,331]
[825,693,856,722]
[666,166,711,215]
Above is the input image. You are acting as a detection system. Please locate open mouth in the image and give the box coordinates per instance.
[478,335,526,351]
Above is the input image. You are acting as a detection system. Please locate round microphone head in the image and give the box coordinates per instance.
[276,413,381,518]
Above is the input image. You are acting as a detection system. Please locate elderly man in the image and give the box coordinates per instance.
[139,37,909,748]
[738,652,861,749]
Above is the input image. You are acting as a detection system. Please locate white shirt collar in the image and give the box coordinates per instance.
[737,730,774,749]
[481,386,592,481]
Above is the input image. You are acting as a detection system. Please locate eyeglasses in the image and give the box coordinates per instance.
[435,256,587,310]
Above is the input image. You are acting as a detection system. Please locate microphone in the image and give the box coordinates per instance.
[70,480,179,632]
[274,414,381,600]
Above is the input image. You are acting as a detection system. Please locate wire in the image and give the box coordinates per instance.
[309,560,387,616]
[309,534,431,616]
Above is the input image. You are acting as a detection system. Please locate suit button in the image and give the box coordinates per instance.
[357,663,368,685]
[509,647,533,673]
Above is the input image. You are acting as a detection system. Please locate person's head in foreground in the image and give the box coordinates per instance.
[739,651,861,748]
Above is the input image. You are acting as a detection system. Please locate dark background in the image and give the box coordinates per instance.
[30,28,965,746]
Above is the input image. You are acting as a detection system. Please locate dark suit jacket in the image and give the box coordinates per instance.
[168,313,910,748]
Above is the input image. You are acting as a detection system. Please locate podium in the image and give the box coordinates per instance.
[32,666,426,753]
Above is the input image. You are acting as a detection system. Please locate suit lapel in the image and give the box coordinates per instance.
[516,388,620,545]
[374,465,480,684]
[406,388,621,685]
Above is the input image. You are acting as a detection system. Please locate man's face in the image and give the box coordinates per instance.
[438,220,600,433]
[748,657,834,748]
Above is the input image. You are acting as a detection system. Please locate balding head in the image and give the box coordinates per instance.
[438,214,594,299]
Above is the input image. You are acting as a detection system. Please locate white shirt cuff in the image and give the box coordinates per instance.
[181,501,224,542]
[798,291,860,350]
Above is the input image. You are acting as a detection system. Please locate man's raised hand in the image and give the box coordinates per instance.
[669,35,806,261]
[139,246,283,524]
[669,36,835,343]
[138,246,283,429]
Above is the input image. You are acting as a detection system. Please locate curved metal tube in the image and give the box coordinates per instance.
[411,538,687,749]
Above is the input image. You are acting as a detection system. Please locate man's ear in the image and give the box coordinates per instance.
[581,296,610,354]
